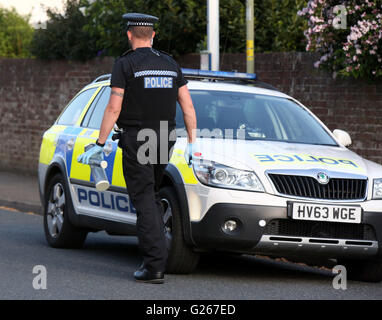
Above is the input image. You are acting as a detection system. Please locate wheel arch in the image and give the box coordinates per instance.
[163,164,196,246]
[44,158,67,195]
[43,157,80,226]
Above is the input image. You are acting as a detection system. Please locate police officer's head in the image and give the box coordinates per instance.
[123,13,159,48]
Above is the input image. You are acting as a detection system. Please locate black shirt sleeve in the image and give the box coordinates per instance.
[110,58,127,89]
[176,64,188,88]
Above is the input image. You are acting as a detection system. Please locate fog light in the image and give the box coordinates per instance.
[223,220,237,232]
[214,169,228,182]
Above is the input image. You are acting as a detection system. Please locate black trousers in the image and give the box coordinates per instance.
[119,126,175,272]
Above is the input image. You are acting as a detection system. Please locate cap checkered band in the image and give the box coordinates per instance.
[134,70,178,78]
[127,22,154,27]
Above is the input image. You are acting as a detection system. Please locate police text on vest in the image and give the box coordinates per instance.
[144,77,173,88]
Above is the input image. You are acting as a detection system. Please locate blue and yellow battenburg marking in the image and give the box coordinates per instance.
[40,124,197,188]
[144,77,173,88]
[39,125,68,165]
[252,153,364,171]
[70,129,122,186]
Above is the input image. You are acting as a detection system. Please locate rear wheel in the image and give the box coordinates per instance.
[44,173,87,248]
[337,258,382,282]
[160,186,200,274]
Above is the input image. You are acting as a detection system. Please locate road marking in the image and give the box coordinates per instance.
[0,206,19,212]
[0,206,38,216]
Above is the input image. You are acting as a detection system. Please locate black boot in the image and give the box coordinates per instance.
[134,268,164,284]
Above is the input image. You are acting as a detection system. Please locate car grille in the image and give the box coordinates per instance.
[264,219,376,241]
[268,174,367,200]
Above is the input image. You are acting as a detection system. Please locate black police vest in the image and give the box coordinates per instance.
[116,47,180,129]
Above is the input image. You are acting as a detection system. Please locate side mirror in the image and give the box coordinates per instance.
[333,129,352,147]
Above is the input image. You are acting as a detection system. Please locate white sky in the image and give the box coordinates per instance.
[0,0,64,26]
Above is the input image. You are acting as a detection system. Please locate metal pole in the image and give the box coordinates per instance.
[207,0,219,71]
[246,0,254,73]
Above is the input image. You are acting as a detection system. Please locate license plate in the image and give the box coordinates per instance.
[290,202,362,224]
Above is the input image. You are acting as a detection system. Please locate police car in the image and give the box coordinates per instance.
[38,69,382,282]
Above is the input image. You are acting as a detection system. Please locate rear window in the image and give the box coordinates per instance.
[57,88,97,126]
[84,87,111,129]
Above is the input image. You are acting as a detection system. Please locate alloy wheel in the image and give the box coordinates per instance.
[46,183,65,238]
[161,198,173,250]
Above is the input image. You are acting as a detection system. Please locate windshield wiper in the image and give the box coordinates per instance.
[279,141,338,147]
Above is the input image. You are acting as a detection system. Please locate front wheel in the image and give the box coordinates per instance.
[337,258,382,282]
[160,186,200,274]
[44,173,87,248]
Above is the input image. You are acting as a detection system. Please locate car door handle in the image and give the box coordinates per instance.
[66,139,75,150]
[104,143,113,157]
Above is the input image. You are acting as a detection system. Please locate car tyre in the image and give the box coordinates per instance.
[44,173,87,248]
[337,258,382,282]
[160,186,200,274]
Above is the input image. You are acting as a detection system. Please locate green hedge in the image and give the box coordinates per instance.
[0,7,34,58]
[30,0,98,61]
[31,0,308,60]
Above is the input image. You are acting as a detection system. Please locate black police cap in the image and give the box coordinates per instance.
[122,13,159,29]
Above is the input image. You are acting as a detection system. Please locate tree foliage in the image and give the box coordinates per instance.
[253,0,308,52]
[83,0,209,57]
[30,0,98,60]
[0,7,34,58]
[84,0,308,57]
[31,0,308,60]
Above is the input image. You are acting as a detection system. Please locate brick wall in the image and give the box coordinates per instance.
[0,58,114,173]
[0,52,381,174]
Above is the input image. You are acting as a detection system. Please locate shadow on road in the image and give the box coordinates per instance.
[81,235,332,280]
[79,233,334,282]
[193,252,334,282]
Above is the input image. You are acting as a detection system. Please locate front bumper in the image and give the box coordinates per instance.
[190,203,382,259]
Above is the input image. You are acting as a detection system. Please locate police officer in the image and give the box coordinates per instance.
[78,13,197,284]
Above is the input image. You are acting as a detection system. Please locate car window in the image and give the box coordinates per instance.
[176,90,337,146]
[81,87,104,127]
[57,88,97,125]
[86,86,111,129]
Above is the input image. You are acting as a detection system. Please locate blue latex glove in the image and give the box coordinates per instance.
[77,144,103,165]
[184,142,201,166]
[184,143,193,165]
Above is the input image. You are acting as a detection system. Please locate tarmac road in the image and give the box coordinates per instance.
[0,208,381,300]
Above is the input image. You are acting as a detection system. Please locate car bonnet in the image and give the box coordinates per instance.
[195,138,369,176]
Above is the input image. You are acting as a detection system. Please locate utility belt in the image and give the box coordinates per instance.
[112,122,176,142]
[118,119,176,130]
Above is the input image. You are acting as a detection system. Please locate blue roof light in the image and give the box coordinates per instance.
[181,68,257,81]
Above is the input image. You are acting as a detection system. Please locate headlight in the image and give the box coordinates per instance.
[373,179,382,199]
[192,159,264,192]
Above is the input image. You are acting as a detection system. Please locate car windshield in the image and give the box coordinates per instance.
[176,90,337,146]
